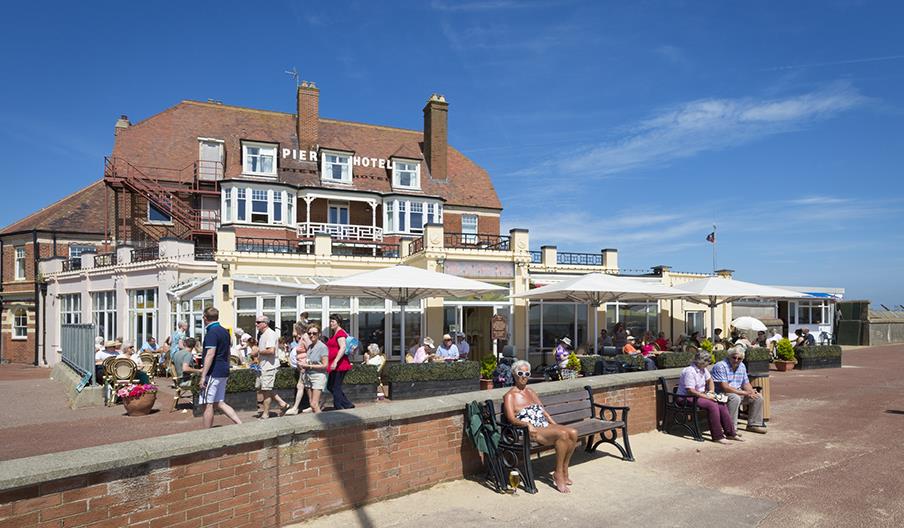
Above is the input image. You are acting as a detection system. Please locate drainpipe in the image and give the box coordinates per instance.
[32,229,39,366]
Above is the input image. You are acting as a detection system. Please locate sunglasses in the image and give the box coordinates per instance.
[515,371,531,378]
[307,331,319,336]
[256,320,266,324]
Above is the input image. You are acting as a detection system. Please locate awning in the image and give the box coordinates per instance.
[231,274,321,291]
[166,276,215,298]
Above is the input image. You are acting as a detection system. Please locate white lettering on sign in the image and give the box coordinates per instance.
[280,148,400,170]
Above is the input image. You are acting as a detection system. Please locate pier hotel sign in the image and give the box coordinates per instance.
[281,147,399,170]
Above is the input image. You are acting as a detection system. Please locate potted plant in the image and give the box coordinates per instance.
[774,338,797,372]
[479,355,497,390]
[560,352,581,380]
[700,338,714,353]
[118,383,158,416]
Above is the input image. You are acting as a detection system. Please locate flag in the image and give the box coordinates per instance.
[706,232,715,244]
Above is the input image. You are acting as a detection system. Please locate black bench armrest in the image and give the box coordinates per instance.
[583,386,630,422]
[498,421,530,448]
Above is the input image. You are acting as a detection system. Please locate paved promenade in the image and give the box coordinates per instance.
[295,345,904,528]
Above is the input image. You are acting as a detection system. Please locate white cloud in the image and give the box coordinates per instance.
[431,0,553,11]
[789,196,849,206]
[514,83,866,178]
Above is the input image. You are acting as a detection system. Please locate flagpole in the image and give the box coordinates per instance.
[712,224,717,273]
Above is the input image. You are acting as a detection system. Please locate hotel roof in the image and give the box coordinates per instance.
[0,180,108,235]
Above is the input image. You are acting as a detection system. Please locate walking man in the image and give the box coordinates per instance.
[252,315,289,418]
[199,307,242,428]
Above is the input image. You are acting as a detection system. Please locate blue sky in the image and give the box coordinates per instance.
[1,1,902,305]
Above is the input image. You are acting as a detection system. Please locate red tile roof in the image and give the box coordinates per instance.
[1,180,108,235]
[111,101,502,210]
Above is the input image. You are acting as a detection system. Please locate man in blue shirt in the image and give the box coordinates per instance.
[199,307,242,429]
[711,347,766,434]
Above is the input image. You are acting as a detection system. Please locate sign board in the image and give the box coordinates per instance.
[491,314,508,341]
[75,372,92,393]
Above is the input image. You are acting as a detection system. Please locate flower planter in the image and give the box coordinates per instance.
[480,379,494,390]
[773,360,796,372]
[560,368,579,380]
[123,392,157,416]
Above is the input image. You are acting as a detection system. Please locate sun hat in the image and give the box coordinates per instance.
[627,336,636,341]
[423,337,435,347]
[104,340,120,348]
[560,337,573,347]
[442,334,452,341]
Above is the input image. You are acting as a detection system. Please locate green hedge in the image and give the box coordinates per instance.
[575,354,645,375]
[746,347,772,362]
[382,361,480,382]
[190,365,379,394]
[656,351,694,369]
[795,345,843,359]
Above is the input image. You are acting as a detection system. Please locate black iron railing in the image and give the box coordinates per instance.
[529,250,542,263]
[132,246,160,263]
[194,249,216,261]
[557,252,602,266]
[94,253,117,268]
[408,237,424,254]
[444,232,510,251]
[62,258,82,272]
[333,243,401,258]
[236,237,312,254]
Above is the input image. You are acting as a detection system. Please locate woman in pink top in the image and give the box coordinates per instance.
[677,351,738,443]
[326,314,354,410]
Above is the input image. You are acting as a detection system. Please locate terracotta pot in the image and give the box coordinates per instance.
[480,379,494,390]
[774,360,796,372]
[123,391,157,416]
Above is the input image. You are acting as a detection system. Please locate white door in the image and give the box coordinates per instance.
[198,140,224,181]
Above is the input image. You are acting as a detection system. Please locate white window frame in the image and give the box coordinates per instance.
[147,203,173,225]
[68,245,94,258]
[392,159,421,190]
[322,150,353,184]
[129,288,157,346]
[223,188,234,223]
[242,141,278,177]
[222,184,293,227]
[12,308,27,340]
[383,200,444,234]
[91,291,117,341]
[328,202,350,225]
[60,294,82,325]
[250,189,269,224]
[273,190,283,225]
[462,214,478,243]
[14,247,25,280]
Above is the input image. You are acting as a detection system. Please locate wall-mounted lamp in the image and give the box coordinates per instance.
[222,284,230,298]
[221,262,230,273]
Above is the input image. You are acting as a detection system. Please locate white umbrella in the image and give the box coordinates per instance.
[731,316,768,332]
[515,273,689,353]
[676,277,810,339]
[312,266,506,356]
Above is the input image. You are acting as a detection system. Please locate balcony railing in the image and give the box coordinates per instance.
[94,253,117,268]
[557,252,602,266]
[61,258,82,272]
[529,250,541,263]
[194,248,216,261]
[132,246,160,263]
[297,222,383,242]
[236,237,312,254]
[444,232,511,251]
[333,243,401,258]
[408,237,424,255]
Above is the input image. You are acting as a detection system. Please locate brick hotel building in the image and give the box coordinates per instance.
[0,83,840,367]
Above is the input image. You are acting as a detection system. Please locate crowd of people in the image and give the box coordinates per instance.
[403,333,471,363]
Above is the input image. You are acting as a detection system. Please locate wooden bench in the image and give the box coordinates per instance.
[484,386,634,493]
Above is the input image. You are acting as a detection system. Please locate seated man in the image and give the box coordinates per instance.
[792,328,806,348]
[140,336,158,353]
[654,332,670,351]
[711,347,767,434]
[455,333,471,359]
[95,340,119,384]
[713,328,724,344]
[172,337,202,385]
[436,334,460,361]
[802,327,817,346]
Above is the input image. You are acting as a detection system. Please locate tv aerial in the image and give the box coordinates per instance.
[284,67,300,87]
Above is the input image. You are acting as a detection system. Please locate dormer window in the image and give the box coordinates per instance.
[393,159,420,190]
[322,151,352,184]
[242,141,277,177]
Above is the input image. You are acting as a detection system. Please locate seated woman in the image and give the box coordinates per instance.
[677,351,740,444]
[654,332,670,352]
[503,360,579,493]
[364,343,386,367]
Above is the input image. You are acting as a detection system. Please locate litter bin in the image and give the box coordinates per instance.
[749,374,770,422]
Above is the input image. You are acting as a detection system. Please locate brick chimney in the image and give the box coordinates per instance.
[114,114,130,137]
[423,94,448,181]
[296,81,319,151]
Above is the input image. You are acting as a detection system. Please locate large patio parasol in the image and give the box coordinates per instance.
[515,272,689,354]
[311,266,506,356]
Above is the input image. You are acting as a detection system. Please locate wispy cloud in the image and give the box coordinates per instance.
[789,196,849,206]
[430,0,555,11]
[654,44,689,66]
[762,54,904,72]
[513,82,866,178]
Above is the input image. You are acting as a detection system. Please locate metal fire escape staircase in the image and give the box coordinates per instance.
[104,157,221,245]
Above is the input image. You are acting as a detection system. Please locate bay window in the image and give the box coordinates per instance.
[251,189,268,223]
[384,200,442,234]
[236,189,247,221]
[273,192,282,224]
[223,185,294,226]
[242,141,277,177]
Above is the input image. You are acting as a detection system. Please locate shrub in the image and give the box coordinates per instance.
[746,347,771,362]
[576,355,597,376]
[479,355,497,379]
[776,338,796,361]
[189,365,379,394]
[794,345,842,359]
[345,364,381,385]
[565,352,581,371]
[383,361,480,382]
[655,351,695,369]
[700,339,714,353]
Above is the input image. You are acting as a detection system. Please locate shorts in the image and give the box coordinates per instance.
[198,377,227,404]
[304,371,327,391]
[255,368,277,391]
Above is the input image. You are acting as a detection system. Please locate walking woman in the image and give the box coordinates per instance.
[326,314,355,409]
[285,324,310,416]
[301,324,329,413]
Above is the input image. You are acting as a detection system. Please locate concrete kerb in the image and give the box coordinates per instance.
[0,367,682,492]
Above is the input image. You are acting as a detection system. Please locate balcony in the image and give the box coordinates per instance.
[297,222,383,242]
[444,232,511,251]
